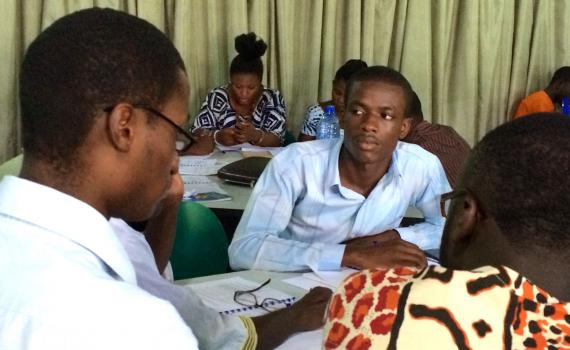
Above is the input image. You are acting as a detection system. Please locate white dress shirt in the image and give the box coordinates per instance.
[228,138,451,272]
[110,218,257,350]
[0,176,198,350]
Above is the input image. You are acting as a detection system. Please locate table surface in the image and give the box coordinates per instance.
[186,150,423,218]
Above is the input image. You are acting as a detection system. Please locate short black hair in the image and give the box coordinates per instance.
[547,66,570,104]
[20,8,185,168]
[229,32,267,79]
[464,113,570,248]
[549,66,570,86]
[334,59,368,82]
[409,90,424,121]
[345,66,414,116]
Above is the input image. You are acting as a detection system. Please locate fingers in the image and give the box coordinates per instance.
[351,238,427,270]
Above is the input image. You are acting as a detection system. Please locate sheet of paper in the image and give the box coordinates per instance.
[181,175,229,200]
[179,157,222,175]
[216,143,284,156]
[282,268,359,291]
[185,276,296,316]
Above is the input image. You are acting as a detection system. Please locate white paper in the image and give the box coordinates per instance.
[181,175,228,200]
[179,157,222,175]
[186,277,296,316]
[216,143,284,156]
[282,268,359,291]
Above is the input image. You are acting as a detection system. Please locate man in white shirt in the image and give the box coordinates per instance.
[229,66,451,272]
[0,8,329,350]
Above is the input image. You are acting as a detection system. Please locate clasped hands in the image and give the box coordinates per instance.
[341,229,427,270]
[215,116,261,145]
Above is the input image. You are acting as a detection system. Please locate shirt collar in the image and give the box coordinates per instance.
[0,176,137,285]
[330,140,403,191]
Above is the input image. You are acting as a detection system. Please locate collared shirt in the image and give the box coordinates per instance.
[0,176,198,350]
[192,85,287,140]
[228,138,450,272]
[110,218,257,350]
[324,265,570,349]
[402,120,471,188]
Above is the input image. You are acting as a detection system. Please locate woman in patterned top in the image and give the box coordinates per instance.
[298,59,367,141]
[187,32,286,154]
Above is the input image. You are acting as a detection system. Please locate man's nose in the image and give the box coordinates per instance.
[361,114,378,133]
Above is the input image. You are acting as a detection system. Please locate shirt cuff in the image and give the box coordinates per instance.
[396,227,439,250]
[317,243,346,271]
[238,316,258,350]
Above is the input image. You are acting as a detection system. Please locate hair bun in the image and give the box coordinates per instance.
[235,32,267,61]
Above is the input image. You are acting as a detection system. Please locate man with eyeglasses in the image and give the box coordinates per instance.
[323,113,570,349]
[0,8,330,350]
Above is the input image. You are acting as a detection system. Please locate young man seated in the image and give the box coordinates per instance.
[324,113,570,349]
[229,66,451,273]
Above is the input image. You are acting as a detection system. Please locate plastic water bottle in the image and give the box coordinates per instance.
[316,105,340,140]
[562,96,570,116]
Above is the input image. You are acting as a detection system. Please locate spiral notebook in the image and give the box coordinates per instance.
[186,276,297,317]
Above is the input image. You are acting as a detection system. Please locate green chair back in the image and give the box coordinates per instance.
[0,154,23,180]
[283,129,297,146]
[170,201,229,280]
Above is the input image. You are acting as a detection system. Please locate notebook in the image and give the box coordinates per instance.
[186,277,297,316]
[217,157,271,187]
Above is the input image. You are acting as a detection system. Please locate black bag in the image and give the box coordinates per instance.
[217,157,271,187]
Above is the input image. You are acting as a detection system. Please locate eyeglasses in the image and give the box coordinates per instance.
[104,105,194,153]
[233,279,283,312]
[440,189,467,218]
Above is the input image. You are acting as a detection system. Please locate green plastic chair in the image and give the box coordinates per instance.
[283,129,297,146]
[0,154,23,180]
[170,201,229,280]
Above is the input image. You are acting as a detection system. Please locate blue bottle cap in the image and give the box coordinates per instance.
[562,96,570,116]
[324,105,335,114]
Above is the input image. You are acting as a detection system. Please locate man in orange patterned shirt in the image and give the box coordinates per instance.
[324,113,570,349]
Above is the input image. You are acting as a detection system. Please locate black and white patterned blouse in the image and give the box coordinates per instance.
[192,85,286,139]
[300,104,325,137]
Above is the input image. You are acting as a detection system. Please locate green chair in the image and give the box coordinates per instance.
[283,129,297,146]
[0,154,23,180]
[170,201,229,280]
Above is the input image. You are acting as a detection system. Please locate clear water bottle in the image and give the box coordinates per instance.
[316,105,340,140]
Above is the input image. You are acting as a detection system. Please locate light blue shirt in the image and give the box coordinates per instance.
[228,138,451,272]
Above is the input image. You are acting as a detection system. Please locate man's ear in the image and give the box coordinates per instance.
[450,192,482,244]
[399,117,413,140]
[106,104,136,152]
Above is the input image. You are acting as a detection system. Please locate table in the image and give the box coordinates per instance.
[184,150,424,218]
[176,270,324,349]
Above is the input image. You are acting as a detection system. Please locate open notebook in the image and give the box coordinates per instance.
[186,277,297,317]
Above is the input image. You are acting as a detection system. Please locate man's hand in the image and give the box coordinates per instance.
[342,232,427,270]
[252,287,332,350]
[144,167,184,273]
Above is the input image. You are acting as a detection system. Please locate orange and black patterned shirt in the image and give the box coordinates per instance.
[324,265,570,349]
